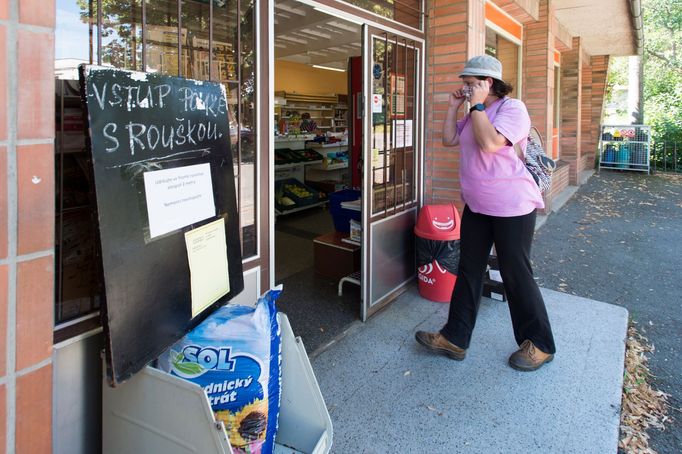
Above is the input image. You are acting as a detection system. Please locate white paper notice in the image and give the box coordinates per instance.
[185,218,230,318]
[143,163,216,238]
[393,119,413,148]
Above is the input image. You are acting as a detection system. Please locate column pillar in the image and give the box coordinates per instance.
[424,0,485,207]
[522,0,555,154]
[589,55,610,167]
[580,57,592,175]
[560,37,583,184]
[1,0,56,452]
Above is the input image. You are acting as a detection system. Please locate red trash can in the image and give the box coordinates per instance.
[414,204,461,303]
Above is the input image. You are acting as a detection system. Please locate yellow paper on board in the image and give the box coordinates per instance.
[184,218,230,318]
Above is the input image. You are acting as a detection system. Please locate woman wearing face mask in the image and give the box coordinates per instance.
[415,55,556,371]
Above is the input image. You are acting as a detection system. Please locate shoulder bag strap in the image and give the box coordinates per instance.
[529,125,544,148]
[497,97,526,160]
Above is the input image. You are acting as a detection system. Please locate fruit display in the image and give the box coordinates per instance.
[284,183,313,200]
[275,178,324,211]
[275,148,303,164]
[274,149,323,167]
[293,149,324,162]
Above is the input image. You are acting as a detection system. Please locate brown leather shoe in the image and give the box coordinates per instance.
[508,340,554,371]
[415,331,466,360]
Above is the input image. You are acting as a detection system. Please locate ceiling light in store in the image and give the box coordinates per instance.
[312,65,346,72]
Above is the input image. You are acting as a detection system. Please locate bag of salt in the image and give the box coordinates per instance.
[159,287,282,454]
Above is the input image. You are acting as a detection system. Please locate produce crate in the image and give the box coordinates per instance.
[275,148,304,164]
[292,148,324,162]
[276,178,321,209]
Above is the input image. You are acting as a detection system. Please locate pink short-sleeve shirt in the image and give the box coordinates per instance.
[456,97,544,217]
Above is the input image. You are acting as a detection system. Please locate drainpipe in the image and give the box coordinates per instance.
[629,0,644,123]
[628,0,644,55]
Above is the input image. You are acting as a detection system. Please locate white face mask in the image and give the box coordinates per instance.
[462,85,473,101]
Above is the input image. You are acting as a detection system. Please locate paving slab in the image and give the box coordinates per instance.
[310,286,628,454]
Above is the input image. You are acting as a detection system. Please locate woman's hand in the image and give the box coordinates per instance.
[469,80,490,105]
[448,90,467,109]
[443,90,466,146]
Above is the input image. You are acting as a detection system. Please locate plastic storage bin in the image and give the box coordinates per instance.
[414,204,461,303]
[329,189,361,233]
[103,313,333,454]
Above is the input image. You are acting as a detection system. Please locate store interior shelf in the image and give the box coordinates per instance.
[309,161,348,171]
[275,91,347,133]
[275,91,338,104]
[305,142,348,149]
[275,160,323,170]
[275,201,327,216]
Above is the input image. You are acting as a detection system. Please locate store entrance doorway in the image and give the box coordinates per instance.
[272,1,363,353]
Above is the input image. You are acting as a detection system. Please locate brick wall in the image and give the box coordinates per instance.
[425,0,486,209]
[0,0,55,452]
[579,154,592,174]
[539,160,569,214]
[560,37,583,185]
[522,0,554,155]
[588,55,609,167]
[580,60,592,174]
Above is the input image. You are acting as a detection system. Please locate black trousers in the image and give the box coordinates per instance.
[440,205,556,354]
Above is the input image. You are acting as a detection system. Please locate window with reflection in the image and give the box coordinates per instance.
[343,0,422,29]
[485,27,520,98]
[54,0,258,328]
[370,35,418,215]
[145,0,181,75]
[101,0,143,70]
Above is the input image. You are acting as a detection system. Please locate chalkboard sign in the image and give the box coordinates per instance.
[80,66,244,385]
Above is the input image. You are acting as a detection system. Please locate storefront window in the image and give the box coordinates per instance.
[343,0,422,30]
[238,0,257,254]
[486,27,520,98]
[54,0,258,327]
[101,0,143,70]
[182,0,210,79]
[145,0,181,75]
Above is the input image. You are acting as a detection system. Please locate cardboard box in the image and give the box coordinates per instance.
[313,231,360,280]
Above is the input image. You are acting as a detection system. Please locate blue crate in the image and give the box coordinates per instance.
[329,189,361,233]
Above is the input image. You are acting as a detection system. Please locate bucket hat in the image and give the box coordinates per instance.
[459,55,504,82]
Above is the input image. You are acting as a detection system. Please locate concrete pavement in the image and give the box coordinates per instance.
[532,170,682,453]
[310,286,628,453]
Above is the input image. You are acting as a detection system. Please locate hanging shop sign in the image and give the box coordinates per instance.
[81,66,244,385]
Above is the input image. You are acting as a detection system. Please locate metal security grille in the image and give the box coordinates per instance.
[370,32,418,216]
[651,141,682,173]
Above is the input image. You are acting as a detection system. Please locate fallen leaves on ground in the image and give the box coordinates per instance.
[619,324,670,454]
[425,405,444,416]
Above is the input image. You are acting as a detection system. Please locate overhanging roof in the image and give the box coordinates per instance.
[553,0,641,56]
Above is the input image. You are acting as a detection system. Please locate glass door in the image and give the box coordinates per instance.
[361,26,422,320]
